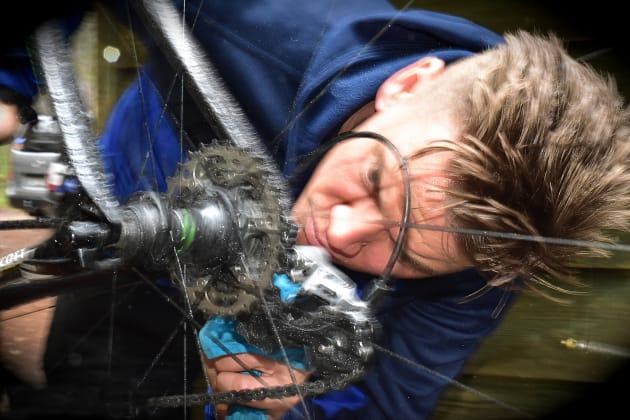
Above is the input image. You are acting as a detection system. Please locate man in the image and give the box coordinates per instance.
[97,4,520,416]
[110,1,625,418]
[0,1,628,419]
[201,28,630,418]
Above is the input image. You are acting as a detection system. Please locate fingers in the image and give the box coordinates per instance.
[215,371,305,420]
[211,352,275,372]
[213,403,228,420]
[204,352,312,419]
[216,371,266,391]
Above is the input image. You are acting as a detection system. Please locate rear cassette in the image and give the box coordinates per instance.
[166,144,294,316]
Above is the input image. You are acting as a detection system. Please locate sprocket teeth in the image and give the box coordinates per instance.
[165,145,295,317]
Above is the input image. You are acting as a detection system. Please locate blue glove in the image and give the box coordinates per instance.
[200,273,309,420]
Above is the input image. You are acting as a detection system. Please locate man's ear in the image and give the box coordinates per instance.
[375,56,445,111]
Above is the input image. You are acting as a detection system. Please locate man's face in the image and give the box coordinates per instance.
[292,84,473,279]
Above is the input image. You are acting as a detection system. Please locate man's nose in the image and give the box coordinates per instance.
[326,204,384,252]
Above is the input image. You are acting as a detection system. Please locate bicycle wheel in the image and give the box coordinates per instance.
[1,1,629,419]
[3,1,359,418]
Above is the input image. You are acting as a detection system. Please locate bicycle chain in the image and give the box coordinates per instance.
[145,370,363,410]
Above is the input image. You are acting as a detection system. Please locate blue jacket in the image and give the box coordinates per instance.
[2,1,517,418]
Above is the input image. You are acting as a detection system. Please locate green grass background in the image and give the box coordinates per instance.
[0,145,9,208]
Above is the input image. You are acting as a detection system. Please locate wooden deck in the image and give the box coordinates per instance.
[433,267,630,418]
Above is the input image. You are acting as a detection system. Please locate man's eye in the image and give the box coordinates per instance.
[366,167,380,192]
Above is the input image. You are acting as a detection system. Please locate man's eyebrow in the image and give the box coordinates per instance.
[398,248,436,276]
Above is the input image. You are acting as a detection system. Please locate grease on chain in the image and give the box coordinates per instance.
[146,370,362,409]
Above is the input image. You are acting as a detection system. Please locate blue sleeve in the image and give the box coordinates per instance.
[163,0,397,164]
[0,59,39,101]
[283,271,517,419]
[97,65,186,202]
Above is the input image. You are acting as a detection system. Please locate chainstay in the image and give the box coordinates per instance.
[145,370,363,409]
[0,217,65,230]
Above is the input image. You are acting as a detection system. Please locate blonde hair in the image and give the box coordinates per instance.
[438,31,630,299]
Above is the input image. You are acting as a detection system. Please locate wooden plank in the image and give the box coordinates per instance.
[432,267,630,418]
[463,268,630,382]
[572,231,630,269]
[432,375,590,420]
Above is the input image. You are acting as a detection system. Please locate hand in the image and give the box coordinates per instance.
[0,101,20,145]
[204,352,311,420]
